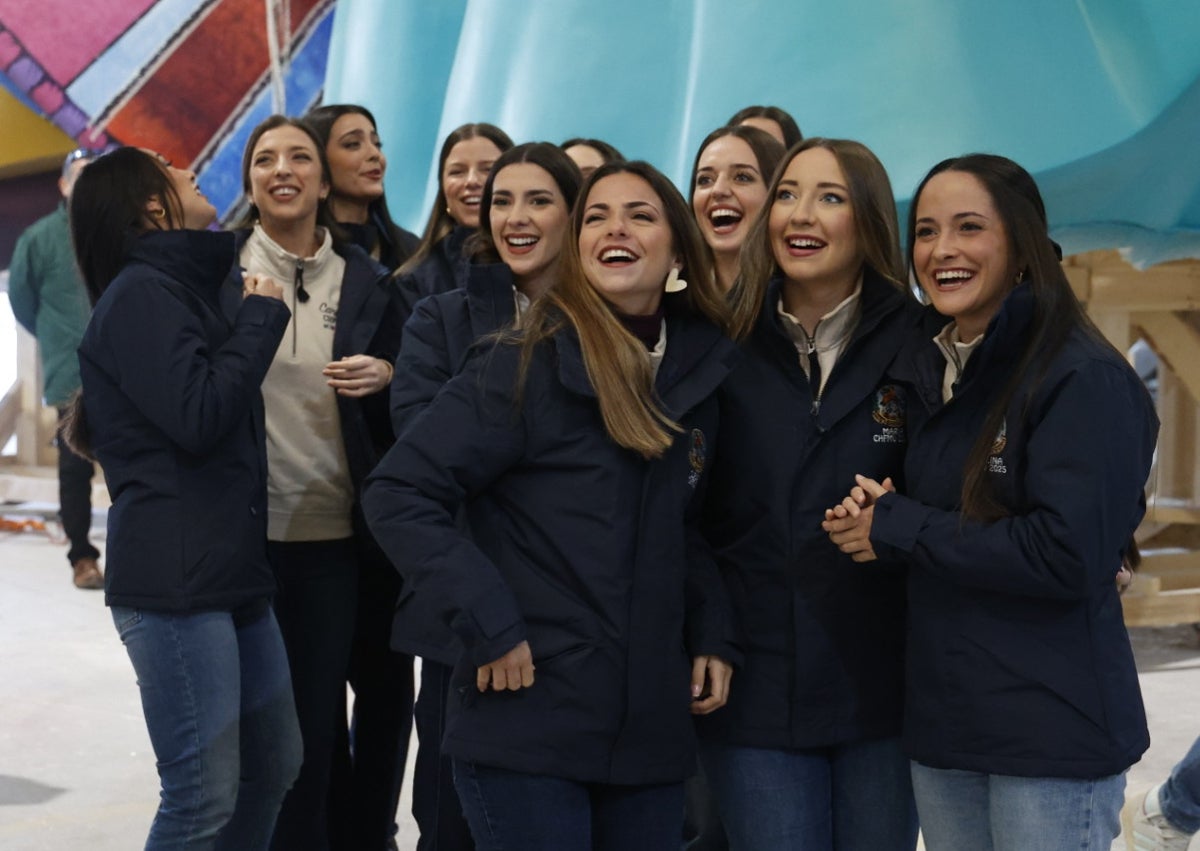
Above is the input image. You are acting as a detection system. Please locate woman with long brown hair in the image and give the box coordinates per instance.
[365,161,738,850]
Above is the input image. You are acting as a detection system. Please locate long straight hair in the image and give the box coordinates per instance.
[516,161,729,458]
[906,154,1106,520]
[728,137,907,341]
[398,122,514,276]
[305,103,411,265]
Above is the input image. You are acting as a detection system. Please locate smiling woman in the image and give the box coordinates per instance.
[229,114,407,851]
[365,161,738,851]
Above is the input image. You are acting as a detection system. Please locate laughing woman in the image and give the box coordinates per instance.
[231,115,404,851]
[70,147,300,849]
[690,125,785,291]
[697,138,921,851]
[365,161,740,851]
[389,141,582,850]
[824,154,1157,850]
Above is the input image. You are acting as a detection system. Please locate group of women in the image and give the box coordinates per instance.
[66,97,1156,851]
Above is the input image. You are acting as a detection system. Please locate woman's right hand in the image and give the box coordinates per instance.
[243,273,284,301]
[477,640,535,692]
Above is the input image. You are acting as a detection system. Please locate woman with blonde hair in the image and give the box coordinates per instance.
[365,161,739,851]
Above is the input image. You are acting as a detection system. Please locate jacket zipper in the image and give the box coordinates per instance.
[291,259,305,356]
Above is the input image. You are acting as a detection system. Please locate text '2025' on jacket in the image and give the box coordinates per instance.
[872,283,1157,780]
[697,269,922,750]
[363,296,742,785]
[78,229,290,611]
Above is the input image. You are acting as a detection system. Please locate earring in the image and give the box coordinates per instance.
[665,267,688,293]
[151,208,166,219]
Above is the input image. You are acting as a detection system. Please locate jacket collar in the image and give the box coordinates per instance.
[127,229,236,297]
[465,261,519,338]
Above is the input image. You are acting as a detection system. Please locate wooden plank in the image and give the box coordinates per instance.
[0,379,20,450]
[1133,312,1200,404]
[1122,589,1200,627]
[1090,264,1200,311]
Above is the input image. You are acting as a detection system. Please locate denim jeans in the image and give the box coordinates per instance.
[452,760,685,851]
[1157,734,1200,832]
[910,761,1125,851]
[112,605,302,850]
[700,737,917,851]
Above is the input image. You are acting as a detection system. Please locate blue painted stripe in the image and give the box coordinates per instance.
[66,0,212,118]
[198,8,334,221]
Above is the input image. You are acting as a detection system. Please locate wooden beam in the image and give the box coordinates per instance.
[0,379,20,448]
[1133,312,1200,404]
[1122,589,1200,627]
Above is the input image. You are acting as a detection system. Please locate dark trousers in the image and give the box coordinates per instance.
[56,407,99,566]
[333,548,415,850]
[413,660,475,851]
[268,538,359,851]
[683,762,729,850]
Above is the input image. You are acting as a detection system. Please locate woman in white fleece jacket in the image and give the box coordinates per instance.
[231,114,405,851]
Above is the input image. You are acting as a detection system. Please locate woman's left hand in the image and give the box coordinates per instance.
[323,354,393,397]
[689,655,732,715]
[822,474,893,563]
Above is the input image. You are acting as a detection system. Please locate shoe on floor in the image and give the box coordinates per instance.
[1122,783,1194,850]
[72,557,104,590]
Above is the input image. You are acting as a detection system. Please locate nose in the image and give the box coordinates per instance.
[711,173,732,198]
[273,155,290,175]
[788,196,814,226]
[509,199,530,225]
[606,214,629,237]
[466,166,485,187]
[932,230,957,259]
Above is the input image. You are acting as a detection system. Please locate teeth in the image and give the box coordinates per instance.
[463,195,481,205]
[271,187,298,198]
[601,248,636,262]
[709,207,742,227]
[788,237,824,249]
[506,236,538,247]
[935,270,973,282]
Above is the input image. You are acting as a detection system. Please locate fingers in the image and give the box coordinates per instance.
[690,656,707,699]
[477,641,535,693]
[854,474,887,499]
[882,476,896,493]
[323,355,388,397]
[690,656,733,715]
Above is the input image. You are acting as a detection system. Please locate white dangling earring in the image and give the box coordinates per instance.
[665,266,688,293]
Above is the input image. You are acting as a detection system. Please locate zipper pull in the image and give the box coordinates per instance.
[294,259,309,303]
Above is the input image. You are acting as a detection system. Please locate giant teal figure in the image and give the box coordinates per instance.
[325,0,1200,264]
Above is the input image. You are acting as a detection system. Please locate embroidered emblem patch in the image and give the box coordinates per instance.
[988,419,1008,473]
[687,428,706,488]
[871,384,905,428]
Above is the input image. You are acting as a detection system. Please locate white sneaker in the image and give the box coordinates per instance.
[1123,783,1194,850]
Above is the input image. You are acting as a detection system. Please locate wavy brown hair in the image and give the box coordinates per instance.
[516,161,729,458]
[727,137,906,341]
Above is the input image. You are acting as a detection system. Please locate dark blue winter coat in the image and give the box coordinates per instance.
[696,270,921,749]
[78,229,290,610]
[387,260,518,661]
[872,284,1156,779]
[395,225,474,326]
[363,300,741,784]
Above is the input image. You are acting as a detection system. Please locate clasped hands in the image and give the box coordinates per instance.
[821,474,896,563]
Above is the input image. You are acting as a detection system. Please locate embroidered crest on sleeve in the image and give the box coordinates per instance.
[687,428,706,488]
[871,384,906,444]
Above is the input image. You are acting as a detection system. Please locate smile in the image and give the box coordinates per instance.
[708,206,743,233]
[599,247,637,265]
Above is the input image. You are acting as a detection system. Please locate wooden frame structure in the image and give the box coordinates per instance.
[1066,250,1200,625]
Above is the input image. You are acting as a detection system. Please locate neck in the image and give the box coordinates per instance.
[780,271,859,333]
[261,218,321,259]
[714,251,739,292]
[329,196,369,226]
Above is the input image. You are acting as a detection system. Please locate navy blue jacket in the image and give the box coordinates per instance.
[363,301,741,784]
[387,261,519,661]
[78,230,290,610]
[873,284,1156,779]
[395,225,473,326]
[697,270,921,749]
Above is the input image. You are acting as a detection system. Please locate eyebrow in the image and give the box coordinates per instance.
[494,188,556,197]
[585,200,660,213]
[778,179,848,191]
[698,162,760,174]
[914,211,991,224]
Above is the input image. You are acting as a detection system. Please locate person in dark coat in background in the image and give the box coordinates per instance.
[70,146,300,850]
[824,154,1158,850]
[393,122,514,323]
[305,103,419,271]
[304,101,420,851]
[229,115,405,851]
[365,161,741,851]
[389,141,582,851]
[697,138,920,851]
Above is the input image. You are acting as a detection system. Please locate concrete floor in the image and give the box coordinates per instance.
[2,513,1199,850]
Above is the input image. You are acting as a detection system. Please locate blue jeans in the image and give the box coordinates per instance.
[452,760,685,851]
[112,604,302,850]
[1158,735,1200,832]
[910,761,1125,851]
[700,737,917,851]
